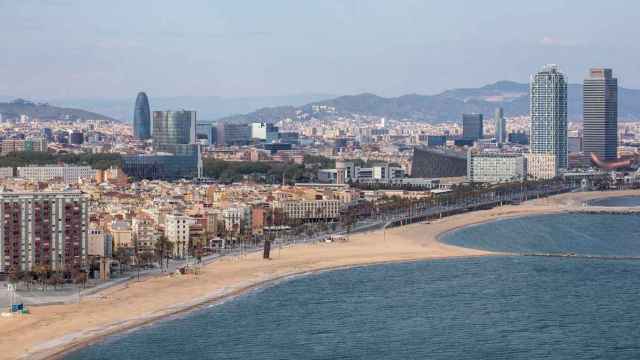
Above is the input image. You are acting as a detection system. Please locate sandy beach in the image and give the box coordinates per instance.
[1,190,638,360]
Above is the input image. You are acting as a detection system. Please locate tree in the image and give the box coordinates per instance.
[114,247,131,274]
[154,236,173,272]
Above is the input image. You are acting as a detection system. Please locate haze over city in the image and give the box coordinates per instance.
[2,2,640,360]
[1,0,639,99]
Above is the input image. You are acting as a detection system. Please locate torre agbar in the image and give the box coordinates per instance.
[0,192,89,273]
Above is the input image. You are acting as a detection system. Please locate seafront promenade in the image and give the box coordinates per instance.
[1,189,639,360]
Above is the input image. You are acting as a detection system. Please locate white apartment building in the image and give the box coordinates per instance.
[274,200,342,221]
[17,165,96,183]
[222,206,251,233]
[165,214,194,258]
[132,217,157,253]
[467,152,527,183]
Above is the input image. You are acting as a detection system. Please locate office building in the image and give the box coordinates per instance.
[530,65,568,174]
[133,92,151,140]
[122,151,201,181]
[411,147,467,178]
[583,68,618,161]
[152,110,197,146]
[0,138,47,155]
[216,122,251,146]
[462,113,483,141]
[251,122,279,143]
[69,130,84,145]
[0,191,88,272]
[467,151,526,183]
[494,107,507,145]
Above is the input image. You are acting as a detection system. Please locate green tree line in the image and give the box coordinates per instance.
[0,152,122,170]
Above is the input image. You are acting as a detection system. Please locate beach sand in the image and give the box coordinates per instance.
[1,190,637,360]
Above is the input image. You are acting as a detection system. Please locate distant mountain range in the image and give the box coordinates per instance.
[0,99,115,122]
[45,94,337,122]
[219,81,640,124]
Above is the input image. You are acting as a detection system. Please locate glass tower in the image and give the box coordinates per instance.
[530,65,568,172]
[494,107,507,145]
[583,68,618,161]
[152,110,197,146]
[462,113,483,141]
[133,92,151,140]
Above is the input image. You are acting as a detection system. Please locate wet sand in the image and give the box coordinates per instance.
[2,190,638,360]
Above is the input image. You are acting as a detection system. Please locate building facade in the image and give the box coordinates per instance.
[133,92,151,140]
[216,123,251,146]
[467,152,526,183]
[165,214,193,258]
[17,165,96,183]
[530,65,568,173]
[0,191,88,272]
[152,110,197,146]
[583,68,618,161]
[462,113,483,141]
[526,153,558,180]
[494,107,507,145]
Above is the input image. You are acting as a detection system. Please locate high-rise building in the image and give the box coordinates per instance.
[530,65,568,174]
[494,107,507,145]
[152,110,196,147]
[583,68,618,161]
[462,113,483,141]
[0,191,88,272]
[133,92,151,140]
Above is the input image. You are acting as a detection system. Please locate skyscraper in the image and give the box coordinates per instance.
[462,113,483,141]
[494,107,507,145]
[133,92,151,140]
[583,68,618,161]
[530,65,568,173]
[152,110,197,146]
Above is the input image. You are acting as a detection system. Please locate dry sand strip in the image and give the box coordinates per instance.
[1,190,638,360]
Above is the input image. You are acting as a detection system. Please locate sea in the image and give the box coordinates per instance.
[66,205,640,359]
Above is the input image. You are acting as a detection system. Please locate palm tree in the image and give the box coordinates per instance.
[154,236,173,272]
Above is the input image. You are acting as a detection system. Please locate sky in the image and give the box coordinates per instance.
[0,0,638,99]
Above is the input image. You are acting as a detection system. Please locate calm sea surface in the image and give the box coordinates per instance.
[589,195,640,207]
[67,213,640,360]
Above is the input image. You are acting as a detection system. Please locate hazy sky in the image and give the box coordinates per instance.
[1,0,638,99]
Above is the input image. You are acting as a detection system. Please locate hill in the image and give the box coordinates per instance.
[218,81,640,123]
[0,99,116,122]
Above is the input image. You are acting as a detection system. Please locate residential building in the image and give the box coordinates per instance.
[165,214,193,258]
[17,165,96,183]
[530,65,568,172]
[526,153,558,180]
[110,220,133,250]
[0,191,88,272]
[88,226,112,258]
[583,68,618,161]
[467,151,527,183]
[274,200,341,222]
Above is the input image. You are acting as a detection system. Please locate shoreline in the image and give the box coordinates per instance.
[4,189,640,360]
